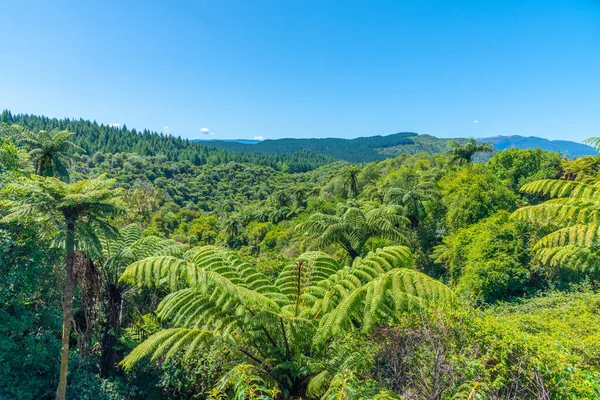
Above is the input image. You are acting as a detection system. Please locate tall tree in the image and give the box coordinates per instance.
[8,124,83,179]
[119,245,455,397]
[298,204,408,265]
[2,175,122,400]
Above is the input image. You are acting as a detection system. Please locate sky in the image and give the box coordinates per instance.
[1,1,599,142]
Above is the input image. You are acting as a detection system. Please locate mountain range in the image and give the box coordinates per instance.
[194,133,596,163]
[481,135,596,157]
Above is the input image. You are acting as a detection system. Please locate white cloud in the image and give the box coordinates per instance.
[109,122,121,128]
[253,136,264,141]
[473,120,479,124]
[163,126,170,134]
[200,127,215,135]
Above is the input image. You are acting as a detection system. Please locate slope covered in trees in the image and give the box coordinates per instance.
[195,133,469,163]
[3,116,600,399]
[483,134,597,157]
[0,111,333,173]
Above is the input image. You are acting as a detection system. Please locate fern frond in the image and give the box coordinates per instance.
[275,252,343,312]
[533,224,600,249]
[536,245,600,274]
[120,256,192,289]
[316,268,455,343]
[305,246,414,318]
[512,200,600,227]
[520,179,600,202]
[121,328,214,370]
[306,370,331,399]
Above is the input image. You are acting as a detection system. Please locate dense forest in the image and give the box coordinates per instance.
[3,115,600,400]
[194,133,424,163]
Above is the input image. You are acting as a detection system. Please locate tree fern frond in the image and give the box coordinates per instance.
[512,201,600,227]
[536,245,600,274]
[316,268,455,343]
[120,256,192,289]
[305,246,415,318]
[533,224,600,249]
[121,328,214,370]
[520,179,600,202]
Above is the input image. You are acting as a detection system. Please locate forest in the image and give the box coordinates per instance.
[3,115,600,400]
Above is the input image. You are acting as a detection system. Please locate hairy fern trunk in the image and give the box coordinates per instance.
[56,218,76,400]
[100,284,124,378]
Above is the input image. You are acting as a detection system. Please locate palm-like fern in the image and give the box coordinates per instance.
[119,245,455,398]
[447,139,493,165]
[383,180,440,227]
[342,166,361,198]
[297,204,409,265]
[513,175,600,276]
[9,124,83,179]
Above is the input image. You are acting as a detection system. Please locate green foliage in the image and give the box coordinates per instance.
[2,174,123,255]
[439,165,519,231]
[298,204,409,263]
[370,292,600,399]
[0,111,331,173]
[434,211,535,304]
[196,132,420,163]
[487,147,561,190]
[0,224,62,400]
[8,123,83,179]
[4,109,600,399]
[0,127,29,175]
[119,245,454,396]
[514,170,600,281]
[447,138,493,165]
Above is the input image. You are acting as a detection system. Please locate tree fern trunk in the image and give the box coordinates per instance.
[56,219,75,400]
[100,284,123,378]
[348,249,359,266]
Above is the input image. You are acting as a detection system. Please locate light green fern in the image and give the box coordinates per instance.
[513,159,600,275]
[119,245,455,397]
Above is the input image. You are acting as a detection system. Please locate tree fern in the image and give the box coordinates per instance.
[9,124,83,179]
[298,204,409,265]
[119,245,454,397]
[514,150,600,276]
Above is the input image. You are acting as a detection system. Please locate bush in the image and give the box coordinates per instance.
[371,295,600,399]
[435,211,536,304]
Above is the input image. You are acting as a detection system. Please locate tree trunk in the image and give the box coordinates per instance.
[56,219,75,400]
[348,249,359,267]
[100,284,124,378]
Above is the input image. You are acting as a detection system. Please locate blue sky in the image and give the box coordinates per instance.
[1,1,599,142]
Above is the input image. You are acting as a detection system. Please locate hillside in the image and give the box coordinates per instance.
[481,135,596,157]
[198,133,597,162]
[194,132,463,163]
[0,111,333,173]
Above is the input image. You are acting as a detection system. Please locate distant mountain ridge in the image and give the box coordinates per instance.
[197,139,261,145]
[3,111,595,167]
[481,135,596,157]
[192,132,460,163]
[196,133,597,162]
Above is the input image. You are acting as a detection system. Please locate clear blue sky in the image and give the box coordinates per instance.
[1,1,599,142]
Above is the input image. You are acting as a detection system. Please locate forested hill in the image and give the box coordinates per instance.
[194,133,463,163]
[482,135,596,157]
[0,111,333,173]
